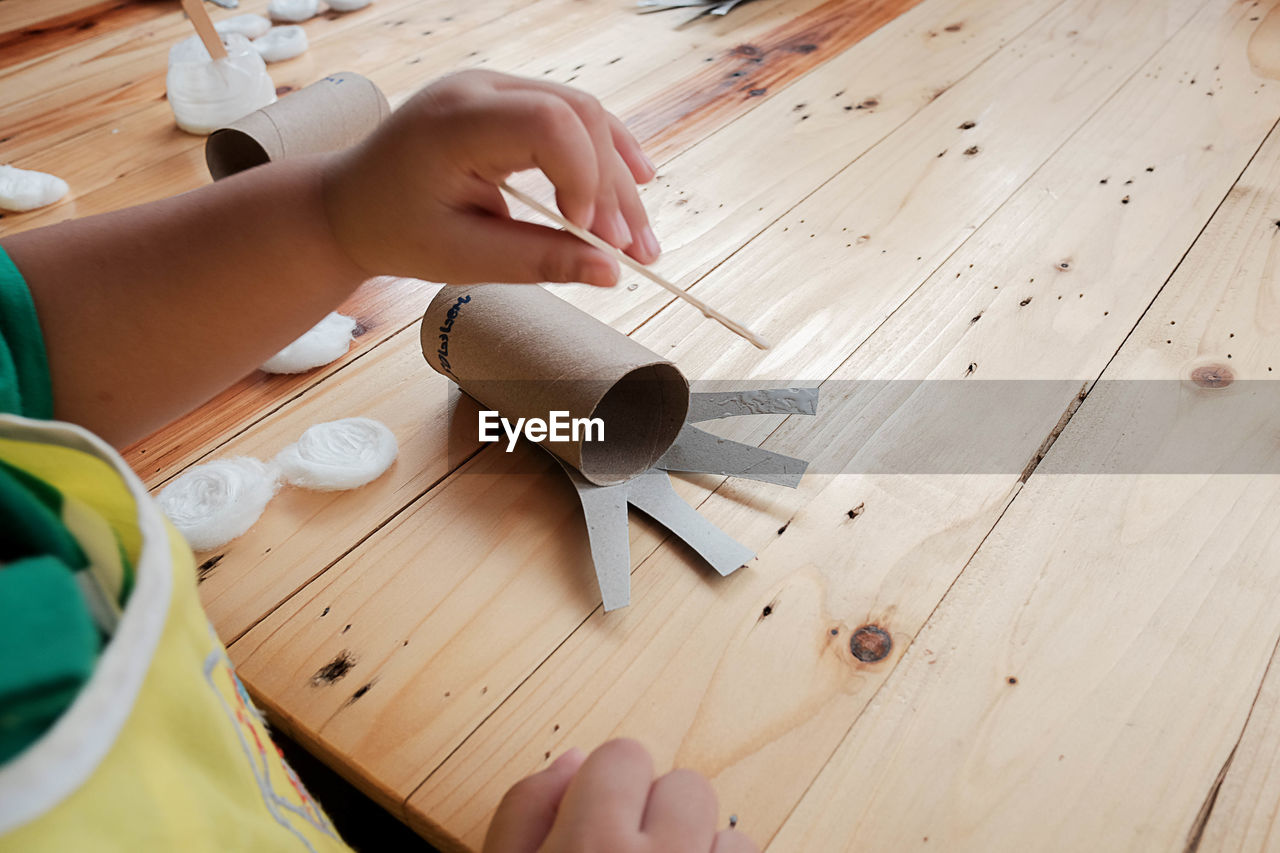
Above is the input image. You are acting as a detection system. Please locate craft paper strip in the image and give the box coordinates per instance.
[558,461,633,611]
[625,469,753,576]
[656,424,808,487]
[421,285,689,485]
[686,386,819,423]
[205,71,390,179]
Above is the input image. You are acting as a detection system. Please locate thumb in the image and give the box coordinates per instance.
[445,214,620,287]
[483,748,587,853]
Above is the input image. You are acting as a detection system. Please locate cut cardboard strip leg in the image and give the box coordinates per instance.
[557,461,633,612]
[656,424,809,487]
[686,387,819,423]
[625,470,753,577]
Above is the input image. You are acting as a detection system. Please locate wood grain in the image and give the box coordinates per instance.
[622,0,926,162]
[774,84,1280,853]
[0,2,163,71]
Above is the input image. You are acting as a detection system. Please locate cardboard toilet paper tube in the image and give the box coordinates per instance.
[421,284,690,485]
[205,71,390,179]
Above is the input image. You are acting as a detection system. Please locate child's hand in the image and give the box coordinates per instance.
[483,739,759,853]
[323,70,658,288]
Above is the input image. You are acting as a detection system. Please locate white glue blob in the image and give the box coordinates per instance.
[260,312,358,374]
[327,0,373,10]
[267,0,320,22]
[253,25,309,62]
[215,13,272,38]
[252,25,309,62]
[166,33,276,135]
[274,418,398,490]
[0,165,69,212]
[157,457,280,551]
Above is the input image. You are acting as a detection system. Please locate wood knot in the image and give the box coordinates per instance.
[850,625,891,662]
[1191,364,1233,388]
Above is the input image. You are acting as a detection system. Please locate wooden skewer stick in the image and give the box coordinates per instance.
[180,0,228,60]
[499,181,771,350]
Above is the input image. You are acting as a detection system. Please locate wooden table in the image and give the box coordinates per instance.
[7,0,1280,849]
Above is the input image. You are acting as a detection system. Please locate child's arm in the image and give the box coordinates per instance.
[0,71,656,447]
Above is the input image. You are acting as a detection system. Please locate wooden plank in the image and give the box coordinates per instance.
[0,0,127,39]
[221,0,1239,846]
[393,0,1280,846]
[0,2,166,71]
[122,277,435,487]
[622,0,925,159]
[772,106,1280,853]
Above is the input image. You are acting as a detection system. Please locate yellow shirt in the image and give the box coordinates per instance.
[0,414,351,852]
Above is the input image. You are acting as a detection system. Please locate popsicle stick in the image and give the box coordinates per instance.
[499,181,771,350]
[180,0,228,60]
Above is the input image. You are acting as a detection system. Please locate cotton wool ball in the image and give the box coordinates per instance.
[267,0,320,23]
[253,25,309,63]
[327,0,373,10]
[0,165,69,213]
[158,457,280,551]
[215,13,271,39]
[260,312,358,373]
[274,418,398,491]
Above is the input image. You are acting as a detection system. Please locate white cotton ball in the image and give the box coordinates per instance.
[252,25,309,63]
[274,418,398,491]
[326,0,372,10]
[215,13,271,38]
[158,457,280,551]
[0,165,69,212]
[267,0,320,22]
[260,312,357,374]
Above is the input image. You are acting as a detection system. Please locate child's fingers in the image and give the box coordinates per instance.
[483,748,587,853]
[534,83,634,250]
[607,112,656,184]
[460,91,601,230]
[590,185,634,251]
[489,77,649,245]
[547,738,656,843]
[446,214,619,286]
[615,173,658,263]
[640,768,719,850]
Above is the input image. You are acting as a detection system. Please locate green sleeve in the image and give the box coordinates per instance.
[0,246,54,419]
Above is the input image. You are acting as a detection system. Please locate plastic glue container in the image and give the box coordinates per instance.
[166,33,277,136]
